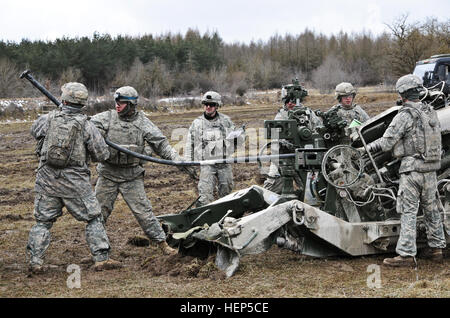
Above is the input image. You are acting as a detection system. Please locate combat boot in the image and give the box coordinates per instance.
[418,247,443,261]
[80,256,94,265]
[93,258,122,271]
[28,264,47,275]
[158,241,177,256]
[383,255,416,267]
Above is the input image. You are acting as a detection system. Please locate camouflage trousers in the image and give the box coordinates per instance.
[26,193,110,266]
[396,171,446,257]
[197,164,233,207]
[95,175,166,242]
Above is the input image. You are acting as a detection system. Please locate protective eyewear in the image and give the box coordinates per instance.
[203,102,218,107]
[114,92,138,102]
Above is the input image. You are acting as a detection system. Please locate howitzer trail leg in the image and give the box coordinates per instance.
[215,246,240,278]
[195,200,302,277]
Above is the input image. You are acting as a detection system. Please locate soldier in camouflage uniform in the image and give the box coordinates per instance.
[365,74,447,266]
[91,86,191,256]
[185,91,245,207]
[27,82,121,274]
[326,82,370,144]
[324,83,371,220]
[263,94,322,194]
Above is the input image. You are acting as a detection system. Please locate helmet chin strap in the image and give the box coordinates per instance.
[118,101,136,118]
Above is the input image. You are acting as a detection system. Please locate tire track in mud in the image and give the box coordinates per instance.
[0,188,35,206]
[0,214,33,221]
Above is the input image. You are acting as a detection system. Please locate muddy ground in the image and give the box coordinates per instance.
[0,92,448,298]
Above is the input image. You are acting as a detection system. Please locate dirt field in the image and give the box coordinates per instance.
[0,92,449,299]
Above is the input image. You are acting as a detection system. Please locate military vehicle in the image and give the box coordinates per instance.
[412,54,450,109]
[21,70,450,278]
[413,54,450,88]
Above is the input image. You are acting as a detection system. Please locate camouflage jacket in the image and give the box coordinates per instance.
[327,103,370,126]
[370,101,441,173]
[91,110,180,182]
[185,112,241,161]
[31,106,110,198]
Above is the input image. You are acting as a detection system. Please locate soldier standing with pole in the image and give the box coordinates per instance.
[91,86,195,257]
[27,81,121,273]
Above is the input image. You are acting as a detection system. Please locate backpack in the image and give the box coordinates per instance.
[44,112,86,168]
[402,103,441,163]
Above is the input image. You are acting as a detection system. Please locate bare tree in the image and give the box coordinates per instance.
[420,17,450,56]
[208,66,229,93]
[111,57,173,98]
[385,14,432,76]
[311,55,350,93]
[0,58,23,98]
[228,71,248,96]
[58,67,83,87]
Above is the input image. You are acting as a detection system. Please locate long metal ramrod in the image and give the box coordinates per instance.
[105,140,327,166]
[20,69,301,166]
[20,70,61,107]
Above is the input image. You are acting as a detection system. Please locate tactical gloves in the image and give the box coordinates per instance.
[356,142,381,156]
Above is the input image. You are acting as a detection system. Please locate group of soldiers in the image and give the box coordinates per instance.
[264,76,446,266]
[26,73,446,274]
[26,85,244,273]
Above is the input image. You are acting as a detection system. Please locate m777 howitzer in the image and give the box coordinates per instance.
[21,70,449,277]
[157,101,450,278]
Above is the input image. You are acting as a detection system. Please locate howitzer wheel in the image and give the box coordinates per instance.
[321,145,364,189]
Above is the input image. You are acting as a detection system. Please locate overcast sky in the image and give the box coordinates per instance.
[2,0,449,44]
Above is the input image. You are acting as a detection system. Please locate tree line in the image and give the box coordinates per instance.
[0,14,448,99]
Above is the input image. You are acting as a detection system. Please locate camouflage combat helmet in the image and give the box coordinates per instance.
[114,86,138,117]
[61,82,88,106]
[335,82,356,100]
[395,74,423,94]
[114,86,139,105]
[201,91,222,107]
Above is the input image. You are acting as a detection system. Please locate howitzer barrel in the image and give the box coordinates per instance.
[20,70,61,107]
[105,139,296,166]
[355,105,450,154]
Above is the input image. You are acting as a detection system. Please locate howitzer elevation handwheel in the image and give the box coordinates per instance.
[321,145,364,189]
